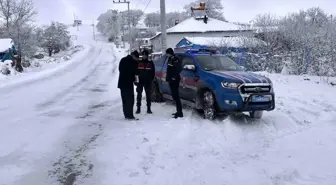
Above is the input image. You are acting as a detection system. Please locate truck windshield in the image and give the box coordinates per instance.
[195,55,243,71]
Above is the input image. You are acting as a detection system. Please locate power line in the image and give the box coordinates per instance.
[142,0,152,13]
[134,0,144,9]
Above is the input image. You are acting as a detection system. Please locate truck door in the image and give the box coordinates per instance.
[179,55,199,102]
[158,56,170,94]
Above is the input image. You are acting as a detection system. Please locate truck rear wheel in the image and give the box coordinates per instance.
[203,91,216,120]
[151,81,163,102]
[249,111,263,119]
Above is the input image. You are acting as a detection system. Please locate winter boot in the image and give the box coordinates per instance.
[126,117,139,121]
[135,107,141,114]
[147,107,152,114]
[173,112,183,119]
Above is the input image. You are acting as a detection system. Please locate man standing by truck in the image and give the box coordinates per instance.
[165,48,183,119]
[135,49,155,114]
[118,50,139,120]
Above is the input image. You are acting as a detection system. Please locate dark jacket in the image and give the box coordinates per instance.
[118,55,137,89]
[166,55,182,82]
[137,58,155,84]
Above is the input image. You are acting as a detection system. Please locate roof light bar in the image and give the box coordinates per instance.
[174,47,219,54]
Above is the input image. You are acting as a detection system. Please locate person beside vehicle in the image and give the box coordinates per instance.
[135,49,155,114]
[165,48,183,119]
[117,50,139,120]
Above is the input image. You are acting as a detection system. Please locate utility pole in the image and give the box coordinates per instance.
[74,14,79,31]
[113,0,131,53]
[122,23,125,47]
[92,20,96,41]
[160,0,167,53]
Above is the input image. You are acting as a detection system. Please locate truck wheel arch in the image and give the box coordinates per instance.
[196,87,219,111]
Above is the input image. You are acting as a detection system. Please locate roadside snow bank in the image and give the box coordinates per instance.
[257,71,336,87]
[0,45,90,89]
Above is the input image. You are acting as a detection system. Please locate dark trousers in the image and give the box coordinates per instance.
[169,81,182,114]
[120,87,135,118]
[136,83,152,107]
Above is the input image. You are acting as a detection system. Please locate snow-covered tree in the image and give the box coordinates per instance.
[42,22,70,56]
[144,12,160,27]
[97,10,117,40]
[0,0,37,58]
[245,7,336,76]
[97,9,144,42]
[120,9,144,27]
[145,11,188,28]
[166,12,188,28]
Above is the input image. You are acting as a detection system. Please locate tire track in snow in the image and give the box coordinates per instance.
[35,46,104,110]
[5,43,121,185]
[47,100,122,185]
[38,44,119,113]
[45,44,121,185]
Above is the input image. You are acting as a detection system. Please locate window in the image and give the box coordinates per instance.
[195,55,242,71]
[180,56,194,67]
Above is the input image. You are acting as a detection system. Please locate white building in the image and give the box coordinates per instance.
[150,17,255,52]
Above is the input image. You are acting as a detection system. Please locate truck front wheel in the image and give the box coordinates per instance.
[203,91,216,120]
[249,111,263,119]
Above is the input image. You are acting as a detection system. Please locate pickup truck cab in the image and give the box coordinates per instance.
[151,48,275,120]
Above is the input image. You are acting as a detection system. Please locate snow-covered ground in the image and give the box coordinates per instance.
[0,41,87,88]
[0,24,336,185]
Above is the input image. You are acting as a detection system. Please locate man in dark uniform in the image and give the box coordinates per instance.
[165,48,183,119]
[135,49,155,114]
[117,51,139,120]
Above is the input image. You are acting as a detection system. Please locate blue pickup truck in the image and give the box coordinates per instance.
[151,48,275,120]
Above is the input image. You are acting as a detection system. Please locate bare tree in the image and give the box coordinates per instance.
[0,0,15,30]
[0,0,37,58]
[11,0,37,56]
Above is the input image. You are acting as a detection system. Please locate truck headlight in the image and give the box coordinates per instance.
[221,82,241,89]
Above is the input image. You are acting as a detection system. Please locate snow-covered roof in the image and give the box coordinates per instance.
[184,36,266,48]
[0,38,14,52]
[166,17,248,33]
[150,32,161,40]
[136,38,151,41]
[149,17,254,40]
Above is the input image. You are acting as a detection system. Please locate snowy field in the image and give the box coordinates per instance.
[0,25,336,185]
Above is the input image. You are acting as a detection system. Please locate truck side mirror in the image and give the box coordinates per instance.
[183,64,196,71]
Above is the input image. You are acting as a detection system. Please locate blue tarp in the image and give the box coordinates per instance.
[0,45,17,62]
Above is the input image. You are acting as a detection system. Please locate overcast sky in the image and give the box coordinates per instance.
[33,0,336,25]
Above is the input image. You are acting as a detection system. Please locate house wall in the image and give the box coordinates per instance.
[151,31,253,52]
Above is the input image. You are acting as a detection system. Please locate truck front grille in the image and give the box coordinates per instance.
[240,84,271,94]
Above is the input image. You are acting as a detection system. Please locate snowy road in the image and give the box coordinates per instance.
[1,26,336,185]
[0,26,123,185]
